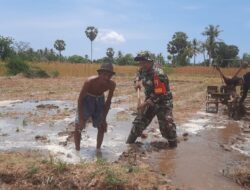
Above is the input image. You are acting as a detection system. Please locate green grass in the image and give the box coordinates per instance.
[26,165,39,178]
[104,169,124,186]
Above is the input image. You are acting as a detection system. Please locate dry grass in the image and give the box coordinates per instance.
[35,62,137,77]
[36,64,250,78]
[1,61,249,78]
[0,152,164,190]
[223,161,250,188]
[173,66,250,77]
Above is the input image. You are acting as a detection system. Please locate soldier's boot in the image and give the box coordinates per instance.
[168,130,177,148]
[168,139,177,148]
[74,130,81,151]
[126,133,138,144]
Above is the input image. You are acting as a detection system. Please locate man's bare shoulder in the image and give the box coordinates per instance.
[85,75,98,83]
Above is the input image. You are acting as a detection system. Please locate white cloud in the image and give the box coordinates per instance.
[97,30,125,43]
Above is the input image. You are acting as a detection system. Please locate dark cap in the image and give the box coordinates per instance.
[97,62,115,75]
[134,51,153,62]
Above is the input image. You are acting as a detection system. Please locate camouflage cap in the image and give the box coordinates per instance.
[97,62,115,75]
[134,51,153,62]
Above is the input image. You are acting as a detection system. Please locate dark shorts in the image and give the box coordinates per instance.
[75,94,105,128]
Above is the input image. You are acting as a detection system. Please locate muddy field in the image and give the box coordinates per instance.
[0,74,250,190]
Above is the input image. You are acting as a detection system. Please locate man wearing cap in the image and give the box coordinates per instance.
[126,51,177,148]
[74,62,116,151]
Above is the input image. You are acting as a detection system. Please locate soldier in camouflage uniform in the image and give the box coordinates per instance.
[126,51,177,148]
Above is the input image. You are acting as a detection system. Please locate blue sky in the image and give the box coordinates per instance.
[1,0,250,61]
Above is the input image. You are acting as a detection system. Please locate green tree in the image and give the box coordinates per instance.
[214,42,239,67]
[156,53,165,65]
[202,25,222,66]
[167,32,190,66]
[115,53,135,65]
[117,51,122,59]
[68,55,87,63]
[85,26,98,63]
[54,40,66,59]
[242,53,250,64]
[84,54,89,60]
[0,36,14,60]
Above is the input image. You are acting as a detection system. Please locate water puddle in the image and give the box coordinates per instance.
[147,108,248,190]
[0,99,133,163]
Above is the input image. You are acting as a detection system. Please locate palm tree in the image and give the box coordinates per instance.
[54,40,66,61]
[85,26,98,63]
[200,42,207,63]
[106,47,115,60]
[191,39,200,65]
[202,25,222,66]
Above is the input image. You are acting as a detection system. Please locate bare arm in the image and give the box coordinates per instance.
[102,81,116,122]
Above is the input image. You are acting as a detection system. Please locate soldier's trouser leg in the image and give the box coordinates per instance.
[126,106,155,144]
[156,107,177,147]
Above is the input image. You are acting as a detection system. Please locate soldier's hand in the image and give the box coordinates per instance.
[137,102,147,112]
[137,100,153,112]
[134,81,142,90]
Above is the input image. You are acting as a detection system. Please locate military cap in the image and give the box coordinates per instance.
[134,51,153,62]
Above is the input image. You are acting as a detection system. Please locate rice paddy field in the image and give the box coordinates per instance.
[0,62,250,190]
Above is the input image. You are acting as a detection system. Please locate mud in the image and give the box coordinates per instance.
[0,76,250,189]
[117,107,250,190]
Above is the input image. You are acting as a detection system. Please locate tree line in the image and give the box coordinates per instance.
[1,25,250,67]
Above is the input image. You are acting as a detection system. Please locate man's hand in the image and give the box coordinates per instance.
[79,118,86,131]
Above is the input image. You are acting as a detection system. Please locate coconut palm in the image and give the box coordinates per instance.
[106,47,115,60]
[85,26,98,63]
[54,40,66,61]
[191,39,200,65]
[202,25,222,66]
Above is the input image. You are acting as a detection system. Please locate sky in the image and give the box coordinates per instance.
[1,0,250,61]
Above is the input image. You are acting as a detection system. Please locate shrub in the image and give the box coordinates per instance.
[162,64,173,74]
[24,68,50,78]
[50,70,60,78]
[68,55,88,63]
[5,57,30,75]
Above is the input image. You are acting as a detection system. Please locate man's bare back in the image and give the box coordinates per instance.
[85,75,116,96]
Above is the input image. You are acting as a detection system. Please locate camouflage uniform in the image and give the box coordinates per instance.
[126,52,177,147]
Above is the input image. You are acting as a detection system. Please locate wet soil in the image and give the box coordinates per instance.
[0,75,250,189]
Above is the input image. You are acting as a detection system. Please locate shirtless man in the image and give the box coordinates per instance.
[74,62,116,151]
